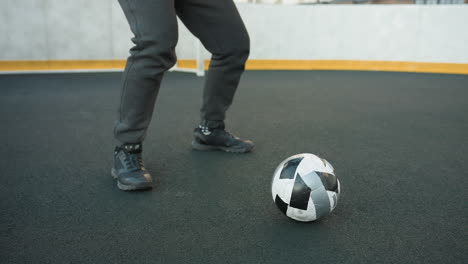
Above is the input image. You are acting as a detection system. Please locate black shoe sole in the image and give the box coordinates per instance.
[191,140,253,153]
[111,168,152,191]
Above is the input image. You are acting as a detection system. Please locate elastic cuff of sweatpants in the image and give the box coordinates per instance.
[200,120,225,129]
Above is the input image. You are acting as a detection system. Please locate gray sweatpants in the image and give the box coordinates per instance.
[114,0,250,144]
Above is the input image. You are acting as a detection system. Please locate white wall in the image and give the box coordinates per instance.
[0,0,129,61]
[1,1,467,64]
[182,4,468,64]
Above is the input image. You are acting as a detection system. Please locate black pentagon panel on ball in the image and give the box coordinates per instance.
[274,195,288,215]
[279,157,303,179]
[316,171,338,192]
[289,174,311,210]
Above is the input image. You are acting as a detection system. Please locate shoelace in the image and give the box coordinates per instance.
[123,152,144,171]
[209,128,235,139]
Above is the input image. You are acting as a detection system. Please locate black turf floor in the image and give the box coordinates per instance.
[1,71,467,264]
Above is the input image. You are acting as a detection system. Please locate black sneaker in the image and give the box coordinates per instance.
[192,125,254,153]
[111,143,153,191]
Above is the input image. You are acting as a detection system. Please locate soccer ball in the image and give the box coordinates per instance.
[271,153,340,222]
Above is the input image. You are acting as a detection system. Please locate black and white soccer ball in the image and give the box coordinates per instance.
[271,153,340,222]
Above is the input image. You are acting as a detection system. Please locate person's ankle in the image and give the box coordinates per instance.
[199,119,225,130]
[116,142,143,153]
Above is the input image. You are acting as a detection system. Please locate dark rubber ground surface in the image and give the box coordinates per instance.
[1,71,467,264]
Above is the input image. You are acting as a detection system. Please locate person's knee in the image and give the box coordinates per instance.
[131,36,177,70]
[234,45,250,64]
[214,37,250,67]
[231,34,250,63]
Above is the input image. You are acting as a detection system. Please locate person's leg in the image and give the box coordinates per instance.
[114,0,178,144]
[175,0,253,153]
[112,0,178,190]
[175,0,250,128]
